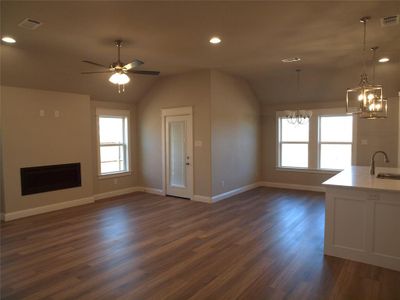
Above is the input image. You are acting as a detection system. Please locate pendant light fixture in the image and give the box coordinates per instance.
[285,69,312,125]
[346,16,385,117]
[360,46,388,119]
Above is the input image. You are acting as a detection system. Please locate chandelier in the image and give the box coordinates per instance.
[284,110,312,125]
[285,69,312,125]
[346,16,387,119]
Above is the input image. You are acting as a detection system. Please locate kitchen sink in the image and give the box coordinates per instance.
[376,173,400,180]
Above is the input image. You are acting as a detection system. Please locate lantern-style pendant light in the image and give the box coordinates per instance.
[346,16,387,119]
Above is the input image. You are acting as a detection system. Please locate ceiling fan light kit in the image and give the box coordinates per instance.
[81,39,160,93]
[346,16,387,119]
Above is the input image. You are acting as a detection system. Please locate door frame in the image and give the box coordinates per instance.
[161,106,194,199]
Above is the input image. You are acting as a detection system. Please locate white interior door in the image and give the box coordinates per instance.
[165,115,193,198]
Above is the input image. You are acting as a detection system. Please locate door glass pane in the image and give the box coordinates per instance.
[320,116,353,142]
[99,117,124,144]
[281,118,309,142]
[320,144,352,170]
[281,143,308,168]
[169,121,186,188]
[100,145,125,174]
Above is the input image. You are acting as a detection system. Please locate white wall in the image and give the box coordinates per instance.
[211,71,260,196]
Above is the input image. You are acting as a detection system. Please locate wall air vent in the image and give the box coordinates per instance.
[18,18,43,30]
[380,15,399,27]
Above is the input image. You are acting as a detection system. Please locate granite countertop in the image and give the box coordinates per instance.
[323,166,400,193]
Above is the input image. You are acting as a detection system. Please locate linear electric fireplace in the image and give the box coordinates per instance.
[20,163,81,196]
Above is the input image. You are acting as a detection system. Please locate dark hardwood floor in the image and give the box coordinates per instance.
[1,187,399,299]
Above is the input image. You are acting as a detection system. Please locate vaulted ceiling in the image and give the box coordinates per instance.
[1,1,399,103]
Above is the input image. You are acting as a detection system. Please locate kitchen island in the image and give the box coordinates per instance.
[323,166,400,271]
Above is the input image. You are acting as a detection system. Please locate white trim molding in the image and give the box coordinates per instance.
[212,182,262,202]
[260,181,325,193]
[1,182,325,221]
[96,108,131,178]
[192,195,212,203]
[161,106,193,117]
[94,187,143,201]
[142,187,164,195]
[2,196,94,221]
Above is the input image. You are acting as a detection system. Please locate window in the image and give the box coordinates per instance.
[278,118,309,168]
[319,115,353,170]
[96,109,130,176]
[277,109,354,172]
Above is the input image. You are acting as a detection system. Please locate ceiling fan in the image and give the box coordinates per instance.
[81,40,160,93]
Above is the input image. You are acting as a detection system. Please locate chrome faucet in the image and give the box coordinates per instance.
[370,151,390,175]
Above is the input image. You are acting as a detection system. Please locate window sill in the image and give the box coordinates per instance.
[275,167,341,175]
[98,171,132,179]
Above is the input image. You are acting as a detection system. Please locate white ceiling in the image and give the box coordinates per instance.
[1,1,399,103]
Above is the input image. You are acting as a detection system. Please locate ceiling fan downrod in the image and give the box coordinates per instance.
[115,40,122,65]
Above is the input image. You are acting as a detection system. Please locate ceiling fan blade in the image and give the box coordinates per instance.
[81,71,113,74]
[128,70,160,76]
[81,60,109,68]
[123,59,144,70]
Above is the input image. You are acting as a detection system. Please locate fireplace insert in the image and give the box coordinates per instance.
[20,163,81,195]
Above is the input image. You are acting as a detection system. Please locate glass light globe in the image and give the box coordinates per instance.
[109,73,130,85]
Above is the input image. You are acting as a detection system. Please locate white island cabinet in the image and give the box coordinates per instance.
[323,166,400,271]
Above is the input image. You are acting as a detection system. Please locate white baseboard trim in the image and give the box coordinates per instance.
[212,182,261,202]
[2,196,94,222]
[142,187,164,195]
[260,181,325,193]
[192,195,212,203]
[1,182,325,222]
[94,187,144,201]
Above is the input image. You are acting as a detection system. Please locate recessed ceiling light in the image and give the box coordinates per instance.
[281,57,301,63]
[378,57,390,63]
[209,37,221,44]
[2,36,16,44]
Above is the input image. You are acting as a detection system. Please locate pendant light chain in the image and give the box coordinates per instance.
[371,46,378,85]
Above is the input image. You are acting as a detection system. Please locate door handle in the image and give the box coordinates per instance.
[186,162,190,166]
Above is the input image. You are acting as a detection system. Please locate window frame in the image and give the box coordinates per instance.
[278,117,310,169]
[276,108,357,174]
[96,108,131,178]
[317,114,353,170]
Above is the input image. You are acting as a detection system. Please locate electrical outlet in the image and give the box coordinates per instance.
[221,180,225,187]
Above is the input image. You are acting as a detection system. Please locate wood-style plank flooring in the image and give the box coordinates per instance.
[1,187,399,299]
